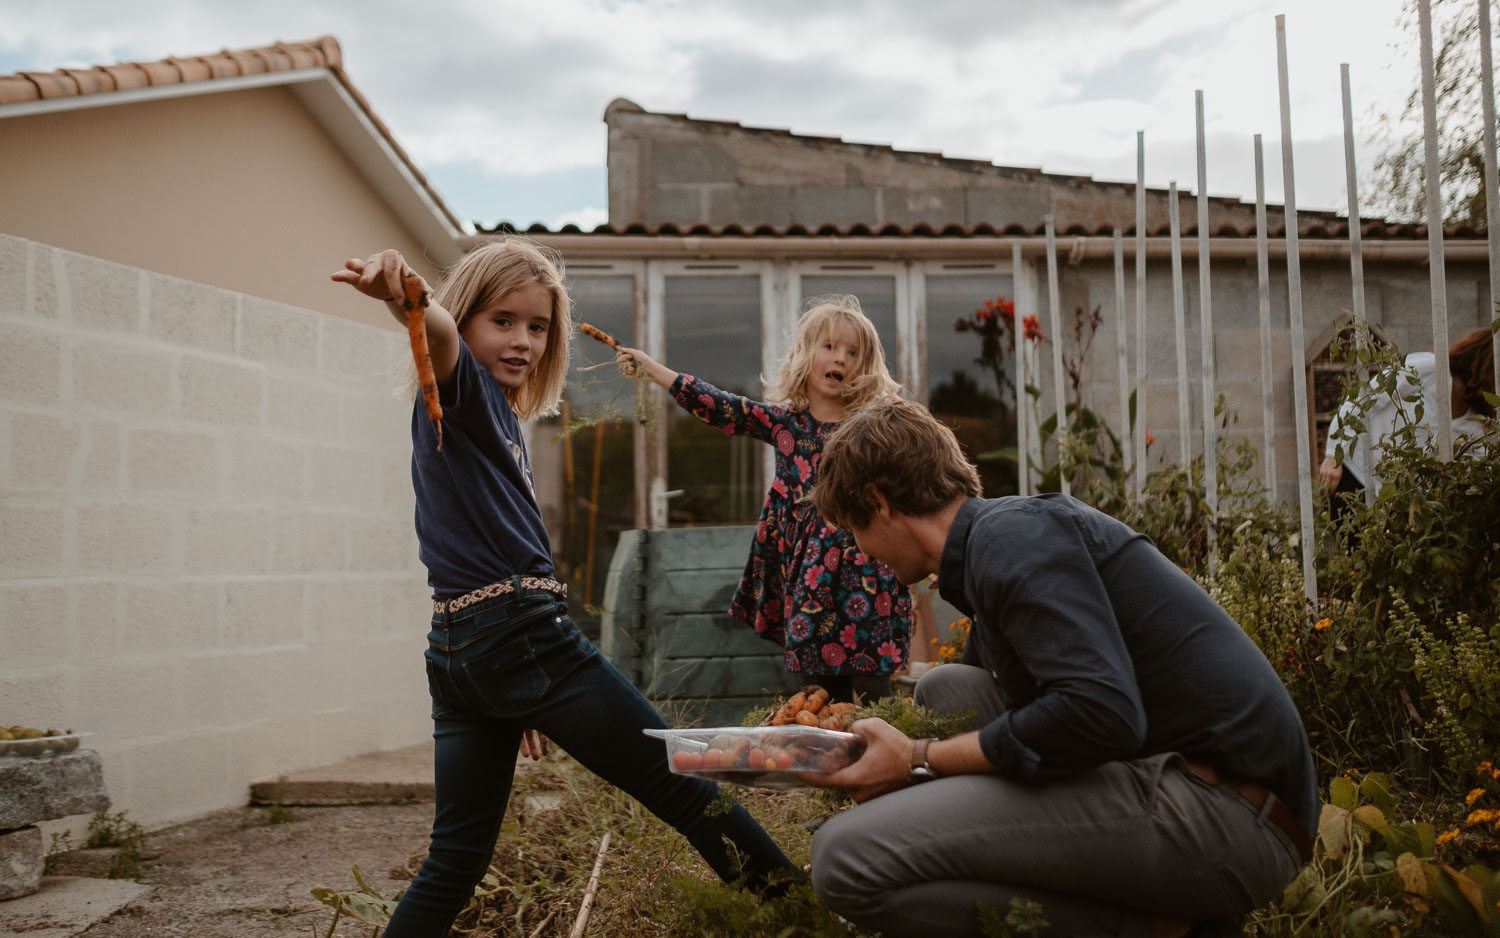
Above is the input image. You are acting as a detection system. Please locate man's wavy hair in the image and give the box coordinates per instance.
[813,397,982,529]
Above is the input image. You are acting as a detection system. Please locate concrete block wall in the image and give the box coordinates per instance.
[0,234,431,831]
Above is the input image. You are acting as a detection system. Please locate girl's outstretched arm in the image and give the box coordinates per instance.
[615,346,678,390]
[332,250,461,387]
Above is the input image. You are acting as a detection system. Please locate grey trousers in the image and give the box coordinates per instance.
[809,665,1303,937]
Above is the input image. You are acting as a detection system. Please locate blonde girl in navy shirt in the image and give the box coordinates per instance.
[332,240,796,936]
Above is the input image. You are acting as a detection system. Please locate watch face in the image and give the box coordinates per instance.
[908,766,938,782]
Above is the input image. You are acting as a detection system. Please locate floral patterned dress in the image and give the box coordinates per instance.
[670,374,912,675]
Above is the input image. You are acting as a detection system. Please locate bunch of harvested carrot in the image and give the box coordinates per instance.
[402,273,443,450]
[765,685,858,731]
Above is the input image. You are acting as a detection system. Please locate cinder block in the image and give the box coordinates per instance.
[127,427,220,496]
[306,444,379,509]
[0,666,70,731]
[267,374,339,438]
[0,825,43,900]
[320,316,393,379]
[8,411,82,492]
[347,518,412,572]
[649,185,706,226]
[706,186,792,228]
[305,576,381,641]
[884,187,965,227]
[123,580,222,654]
[181,652,269,725]
[651,142,737,184]
[340,391,406,445]
[179,356,263,427]
[0,502,66,576]
[0,750,110,831]
[223,578,305,647]
[0,323,62,406]
[146,274,238,354]
[792,187,876,227]
[75,659,178,737]
[31,242,60,320]
[0,583,69,666]
[265,645,344,718]
[228,436,304,503]
[71,420,122,492]
[71,339,172,416]
[297,511,351,573]
[182,508,269,575]
[0,235,27,318]
[71,581,123,661]
[63,252,141,334]
[124,734,231,827]
[240,296,319,368]
[75,503,174,574]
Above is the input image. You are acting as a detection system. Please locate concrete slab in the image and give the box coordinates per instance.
[0,876,150,938]
[247,741,433,807]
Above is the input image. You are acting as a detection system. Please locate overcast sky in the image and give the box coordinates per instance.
[1,0,1441,232]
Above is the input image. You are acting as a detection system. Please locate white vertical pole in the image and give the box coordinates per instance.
[1340,63,1375,505]
[1276,13,1319,607]
[1044,215,1071,496]
[1134,131,1148,496]
[1419,0,1454,460]
[1113,229,1132,487]
[1013,241,1031,496]
[1479,0,1500,397]
[1169,183,1192,468]
[1254,135,1278,496]
[1194,91,1219,576]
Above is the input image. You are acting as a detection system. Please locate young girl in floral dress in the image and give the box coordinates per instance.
[618,295,911,702]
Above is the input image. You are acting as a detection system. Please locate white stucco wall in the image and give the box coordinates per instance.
[0,234,431,830]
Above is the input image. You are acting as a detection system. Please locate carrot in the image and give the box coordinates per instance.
[794,710,819,726]
[802,688,830,715]
[577,321,621,350]
[771,691,807,726]
[402,274,443,450]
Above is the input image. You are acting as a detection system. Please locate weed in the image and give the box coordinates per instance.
[86,809,147,879]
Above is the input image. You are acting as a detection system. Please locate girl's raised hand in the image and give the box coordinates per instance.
[615,346,678,389]
[331,249,430,306]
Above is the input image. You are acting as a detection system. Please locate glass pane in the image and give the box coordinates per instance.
[798,275,898,375]
[664,275,765,526]
[926,275,1018,497]
[559,276,636,633]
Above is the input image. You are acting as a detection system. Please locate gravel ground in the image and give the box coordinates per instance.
[51,801,434,938]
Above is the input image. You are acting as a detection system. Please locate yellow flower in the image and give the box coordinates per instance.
[1467,788,1487,806]
[1479,761,1494,775]
[1313,618,1332,631]
[1436,828,1459,845]
[1466,808,1500,826]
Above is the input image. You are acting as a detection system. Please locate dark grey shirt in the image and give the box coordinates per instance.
[938,494,1318,836]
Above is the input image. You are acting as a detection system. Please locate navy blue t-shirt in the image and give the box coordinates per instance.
[939,494,1320,838]
[411,342,554,599]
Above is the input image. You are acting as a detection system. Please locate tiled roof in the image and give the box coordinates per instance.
[0,36,464,234]
[475,219,1486,240]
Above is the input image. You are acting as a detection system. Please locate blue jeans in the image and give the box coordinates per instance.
[383,586,798,937]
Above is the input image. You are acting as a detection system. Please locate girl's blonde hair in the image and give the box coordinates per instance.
[765,294,902,412]
[425,237,572,419]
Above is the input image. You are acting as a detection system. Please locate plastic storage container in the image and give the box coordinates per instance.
[0,732,90,758]
[644,725,865,790]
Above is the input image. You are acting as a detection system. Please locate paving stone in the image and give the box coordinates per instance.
[0,824,42,900]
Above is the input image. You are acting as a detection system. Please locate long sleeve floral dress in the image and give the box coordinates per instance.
[669,374,912,675]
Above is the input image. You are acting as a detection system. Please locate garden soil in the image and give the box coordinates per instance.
[34,800,436,938]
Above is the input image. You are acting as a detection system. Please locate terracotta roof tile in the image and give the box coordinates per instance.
[0,35,463,235]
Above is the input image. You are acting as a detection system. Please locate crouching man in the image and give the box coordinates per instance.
[801,398,1315,938]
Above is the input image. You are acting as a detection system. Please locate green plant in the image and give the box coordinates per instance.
[260,775,297,826]
[977,897,1050,938]
[86,808,147,879]
[42,829,73,876]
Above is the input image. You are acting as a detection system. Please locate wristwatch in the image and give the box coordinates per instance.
[907,737,941,783]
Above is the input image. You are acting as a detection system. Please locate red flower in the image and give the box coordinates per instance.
[775,429,794,455]
[1022,314,1044,342]
[1145,429,1157,448]
[878,640,901,664]
[874,592,892,616]
[822,644,847,667]
[841,624,858,648]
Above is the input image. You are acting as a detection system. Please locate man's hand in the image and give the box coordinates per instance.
[519,729,549,761]
[798,718,914,803]
[1317,455,1344,491]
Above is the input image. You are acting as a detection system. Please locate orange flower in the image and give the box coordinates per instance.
[1436,828,1459,845]
[1314,618,1332,631]
[1467,788,1487,806]
[1465,808,1500,826]
[1144,429,1157,448]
